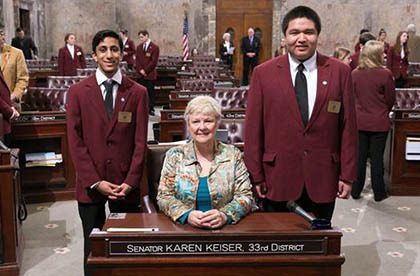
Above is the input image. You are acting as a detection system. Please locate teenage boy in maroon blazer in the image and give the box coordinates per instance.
[0,71,19,145]
[66,30,148,276]
[58,33,86,76]
[349,32,376,71]
[119,29,136,70]
[244,6,358,221]
[136,30,159,115]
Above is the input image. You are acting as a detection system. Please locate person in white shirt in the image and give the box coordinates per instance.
[58,33,86,76]
[219,32,235,70]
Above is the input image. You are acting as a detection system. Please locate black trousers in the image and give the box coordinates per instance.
[78,201,140,276]
[262,188,336,221]
[242,56,258,85]
[395,76,405,88]
[139,79,155,113]
[352,130,388,201]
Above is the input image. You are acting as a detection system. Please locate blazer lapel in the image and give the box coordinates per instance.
[277,56,305,127]
[106,76,133,137]
[306,53,331,129]
[85,76,108,124]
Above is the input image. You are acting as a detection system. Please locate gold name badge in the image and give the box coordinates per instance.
[146,52,151,57]
[327,101,341,114]
[118,111,132,123]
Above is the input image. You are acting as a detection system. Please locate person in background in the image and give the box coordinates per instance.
[0,29,29,105]
[244,6,357,221]
[66,29,148,276]
[387,31,409,88]
[240,27,260,86]
[11,27,38,60]
[219,32,234,70]
[191,48,199,58]
[378,28,390,60]
[333,47,352,65]
[406,24,420,62]
[351,40,395,201]
[0,70,20,146]
[354,28,370,53]
[349,32,376,70]
[157,96,255,229]
[274,38,287,57]
[136,30,159,116]
[119,29,136,70]
[58,33,86,76]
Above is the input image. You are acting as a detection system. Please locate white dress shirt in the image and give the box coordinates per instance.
[288,52,318,119]
[143,39,151,51]
[66,44,75,59]
[95,68,122,109]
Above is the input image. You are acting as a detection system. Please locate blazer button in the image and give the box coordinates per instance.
[106,159,112,164]
[107,141,112,146]
[303,150,308,156]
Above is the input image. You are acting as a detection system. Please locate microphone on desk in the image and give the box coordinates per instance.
[286,201,332,230]
[0,139,10,150]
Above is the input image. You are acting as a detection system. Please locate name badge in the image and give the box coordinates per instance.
[146,52,151,57]
[118,112,132,123]
[327,101,341,114]
[77,51,82,56]
[125,45,129,48]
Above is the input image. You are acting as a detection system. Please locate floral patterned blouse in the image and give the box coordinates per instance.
[157,140,256,224]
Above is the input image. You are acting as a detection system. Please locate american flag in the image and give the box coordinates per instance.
[182,15,189,61]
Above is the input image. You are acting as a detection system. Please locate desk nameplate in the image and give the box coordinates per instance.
[13,113,66,124]
[108,239,327,256]
[163,112,245,121]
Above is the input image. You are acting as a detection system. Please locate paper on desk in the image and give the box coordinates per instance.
[107,227,159,232]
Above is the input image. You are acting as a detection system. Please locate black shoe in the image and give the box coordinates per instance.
[374,195,388,202]
[351,193,361,200]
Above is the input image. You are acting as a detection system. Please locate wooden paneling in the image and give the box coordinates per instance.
[216,0,273,80]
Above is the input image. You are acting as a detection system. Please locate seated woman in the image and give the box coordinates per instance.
[157,96,255,229]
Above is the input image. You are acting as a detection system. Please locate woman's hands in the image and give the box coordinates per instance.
[187,209,227,229]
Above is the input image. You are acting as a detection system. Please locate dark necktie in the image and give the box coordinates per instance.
[295,63,309,126]
[143,43,147,52]
[104,79,114,119]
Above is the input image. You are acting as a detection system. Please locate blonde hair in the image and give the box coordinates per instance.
[222,32,231,40]
[184,96,222,124]
[333,47,351,61]
[358,40,384,69]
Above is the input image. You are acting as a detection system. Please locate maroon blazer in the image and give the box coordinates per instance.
[349,52,359,71]
[0,73,13,135]
[352,68,395,132]
[136,41,160,80]
[122,38,136,66]
[58,45,87,76]
[66,75,149,204]
[386,45,409,79]
[244,53,358,203]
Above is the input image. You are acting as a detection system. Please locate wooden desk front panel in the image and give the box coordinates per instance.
[89,213,344,276]
[390,119,420,195]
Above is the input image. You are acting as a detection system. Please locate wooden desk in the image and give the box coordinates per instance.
[89,213,344,275]
[0,149,23,276]
[11,111,75,203]
[29,69,59,87]
[389,110,420,195]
